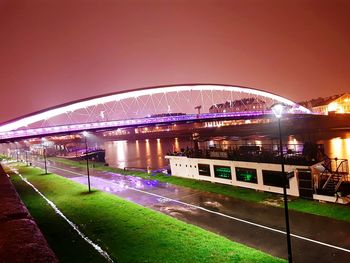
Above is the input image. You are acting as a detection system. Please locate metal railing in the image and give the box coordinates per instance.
[170,143,324,165]
[321,158,349,192]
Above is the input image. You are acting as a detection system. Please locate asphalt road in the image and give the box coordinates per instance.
[31,159,350,263]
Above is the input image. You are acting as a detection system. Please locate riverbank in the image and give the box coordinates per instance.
[51,157,350,222]
[6,163,284,263]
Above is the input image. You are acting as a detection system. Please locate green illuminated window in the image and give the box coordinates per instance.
[214,165,232,179]
[235,167,257,183]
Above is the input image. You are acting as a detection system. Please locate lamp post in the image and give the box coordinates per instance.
[271,103,293,263]
[42,138,48,174]
[43,147,48,174]
[25,150,28,166]
[15,142,19,162]
[23,140,29,166]
[83,131,91,193]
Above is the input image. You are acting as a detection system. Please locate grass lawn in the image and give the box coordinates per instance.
[50,157,274,202]
[0,154,11,161]
[288,199,350,222]
[50,157,350,222]
[8,164,285,263]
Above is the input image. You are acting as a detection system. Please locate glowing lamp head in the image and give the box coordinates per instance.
[271,103,286,118]
[82,131,88,137]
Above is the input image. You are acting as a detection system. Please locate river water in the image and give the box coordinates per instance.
[104,138,192,169]
[104,131,350,169]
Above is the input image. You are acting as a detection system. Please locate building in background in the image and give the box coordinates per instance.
[209,98,266,113]
[311,93,350,115]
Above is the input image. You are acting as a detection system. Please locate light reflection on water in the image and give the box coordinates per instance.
[105,138,192,169]
[115,140,127,168]
[320,136,350,160]
[105,132,350,169]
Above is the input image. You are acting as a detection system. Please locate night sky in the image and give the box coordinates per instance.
[1,0,349,123]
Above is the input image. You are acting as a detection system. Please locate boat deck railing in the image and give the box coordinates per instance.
[168,143,324,166]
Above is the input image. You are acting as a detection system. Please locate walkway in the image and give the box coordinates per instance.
[33,159,350,263]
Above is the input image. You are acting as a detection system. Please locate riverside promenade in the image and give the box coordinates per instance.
[32,159,350,263]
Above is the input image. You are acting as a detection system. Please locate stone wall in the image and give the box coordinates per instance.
[0,164,58,263]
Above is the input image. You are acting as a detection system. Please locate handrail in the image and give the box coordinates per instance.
[336,159,349,174]
[322,173,333,190]
[321,159,348,192]
[335,175,345,192]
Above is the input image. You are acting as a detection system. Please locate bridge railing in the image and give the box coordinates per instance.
[0,111,277,141]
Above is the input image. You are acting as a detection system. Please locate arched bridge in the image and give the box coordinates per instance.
[0,84,311,141]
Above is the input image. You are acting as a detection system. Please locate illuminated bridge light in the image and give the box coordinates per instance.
[0,111,287,140]
[0,84,313,140]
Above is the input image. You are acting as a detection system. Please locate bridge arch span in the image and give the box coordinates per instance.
[0,84,310,133]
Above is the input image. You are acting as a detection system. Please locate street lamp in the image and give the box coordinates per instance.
[42,138,48,174]
[15,142,19,162]
[25,150,28,166]
[23,140,29,166]
[271,103,293,263]
[83,131,91,193]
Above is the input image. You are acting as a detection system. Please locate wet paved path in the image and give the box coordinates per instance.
[32,160,350,263]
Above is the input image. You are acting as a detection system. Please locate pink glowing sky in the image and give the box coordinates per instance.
[0,0,349,123]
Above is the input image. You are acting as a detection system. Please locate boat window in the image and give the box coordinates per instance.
[214,165,232,179]
[235,167,258,183]
[198,164,211,176]
[262,170,290,188]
